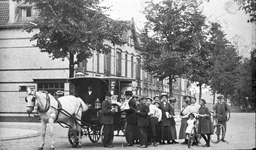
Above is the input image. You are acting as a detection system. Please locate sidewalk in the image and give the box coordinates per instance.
[0,122,40,141]
[0,127,40,141]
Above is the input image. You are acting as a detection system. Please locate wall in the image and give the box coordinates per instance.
[0,29,69,113]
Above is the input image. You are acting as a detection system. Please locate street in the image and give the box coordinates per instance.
[0,113,255,150]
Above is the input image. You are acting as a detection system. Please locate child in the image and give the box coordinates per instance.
[185,113,196,139]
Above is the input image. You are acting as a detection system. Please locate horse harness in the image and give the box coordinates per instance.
[36,92,63,122]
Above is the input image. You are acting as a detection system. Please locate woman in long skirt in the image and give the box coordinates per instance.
[159,93,172,144]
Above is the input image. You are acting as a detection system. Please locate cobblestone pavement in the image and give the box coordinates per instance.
[0,113,255,150]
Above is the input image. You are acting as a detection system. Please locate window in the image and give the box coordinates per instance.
[22,8,32,17]
[26,8,32,17]
[131,56,134,78]
[125,53,128,77]
[136,58,141,85]
[116,51,121,77]
[104,53,111,76]
[37,82,64,96]
[35,79,65,96]
[96,52,100,74]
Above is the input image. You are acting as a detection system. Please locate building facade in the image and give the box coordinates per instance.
[0,0,189,118]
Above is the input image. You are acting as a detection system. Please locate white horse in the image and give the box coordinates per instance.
[25,88,88,150]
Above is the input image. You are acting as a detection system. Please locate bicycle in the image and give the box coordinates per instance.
[187,117,200,148]
[210,111,226,144]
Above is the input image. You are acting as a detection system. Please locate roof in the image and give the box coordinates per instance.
[0,0,9,27]
[0,0,36,28]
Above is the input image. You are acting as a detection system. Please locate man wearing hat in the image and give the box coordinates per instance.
[123,91,137,146]
[146,98,159,146]
[154,100,162,144]
[101,92,116,148]
[212,95,229,142]
[136,96,149,148]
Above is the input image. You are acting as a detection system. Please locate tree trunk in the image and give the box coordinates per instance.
[169,75,173,97]
[199,83,202,101]
[159,76,164,94]
[69,53,74,78]
[69,53,75,95]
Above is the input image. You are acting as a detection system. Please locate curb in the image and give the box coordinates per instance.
[0,129,40,141]
[1,132,40,141]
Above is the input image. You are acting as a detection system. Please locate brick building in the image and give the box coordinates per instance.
[0,0,190,120]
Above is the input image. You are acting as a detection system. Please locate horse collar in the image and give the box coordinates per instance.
[38,93,51,113]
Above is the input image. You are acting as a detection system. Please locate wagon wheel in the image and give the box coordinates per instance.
[100,125,114,143]
[87,125,101,143]
[68,128,79,147]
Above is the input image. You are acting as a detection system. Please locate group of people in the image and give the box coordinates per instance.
[179,94,229,147]
[100,90,229,148]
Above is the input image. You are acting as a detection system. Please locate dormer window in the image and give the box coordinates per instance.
[26,8,31,17]
[18,1,33,17]
[21,8,32,17]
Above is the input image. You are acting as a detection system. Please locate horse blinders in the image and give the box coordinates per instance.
[25,95,36,103]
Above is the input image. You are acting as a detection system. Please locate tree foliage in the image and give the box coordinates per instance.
[206,22,241,101]
[236,0,256,22]
[16,0,129,77]
[138,0,207,96]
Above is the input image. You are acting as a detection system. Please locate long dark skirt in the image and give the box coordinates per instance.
[161,125,172,140]
[156,122,161,143]
[170,125,177,140]
[179,118,188,139]
[139,126,148,146]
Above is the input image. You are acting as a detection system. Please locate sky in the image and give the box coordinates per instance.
[101,0,253,58]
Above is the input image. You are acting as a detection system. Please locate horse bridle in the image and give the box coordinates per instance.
[25,91,51,114]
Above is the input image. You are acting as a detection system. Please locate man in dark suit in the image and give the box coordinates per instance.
[212,95,229,142]
[136,96,149,148]
[124,91,137,146]
[101,92,116,148]
[83,86,98,107]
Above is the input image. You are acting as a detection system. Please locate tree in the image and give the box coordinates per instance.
[17,0,129,78]
[138,0,207,96]
[185,8,212,100]
[207,22,241,102]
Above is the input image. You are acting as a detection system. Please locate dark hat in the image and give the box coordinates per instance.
[105,92,112,97]
[153,95,160,100]
[183,95,191,100]
[125,91,133,96]
[169,97,176,103]
[138,96,146,101]
[160,93,168,98]
[154,100,161,105]
[146,97,153,102]
[200,99,206,104]
[133,95,139,98]
[217,95,224,99]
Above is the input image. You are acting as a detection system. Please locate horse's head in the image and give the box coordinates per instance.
[25,88,37,114]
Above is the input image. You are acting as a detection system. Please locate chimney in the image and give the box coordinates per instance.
[9,0,17,23]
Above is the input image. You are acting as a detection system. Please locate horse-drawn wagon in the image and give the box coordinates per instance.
[67,76,134,146]
[25,76,134,149]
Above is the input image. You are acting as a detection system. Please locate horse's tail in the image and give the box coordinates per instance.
[77,97,89,112]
